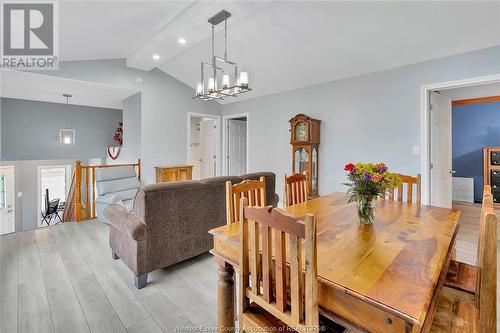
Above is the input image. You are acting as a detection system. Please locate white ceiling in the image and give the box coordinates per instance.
[440,82,500,101]
[0,70,138,109]
[56,1,500,103]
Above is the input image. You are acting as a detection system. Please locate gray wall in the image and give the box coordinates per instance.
[1,98,122,161]
[106,92,141,164]
[42,59,222,184]
[0,159,93,231]
[222,46,500,198]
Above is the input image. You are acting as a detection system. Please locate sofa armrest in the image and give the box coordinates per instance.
[104,204,148,241]
[273,193,280,207]
[96,194,123,205]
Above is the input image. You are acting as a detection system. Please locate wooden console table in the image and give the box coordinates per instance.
[155,165,193,183]
[209,193,460,333]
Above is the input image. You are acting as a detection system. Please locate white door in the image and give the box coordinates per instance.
[199,119,217,179]
[0,166,15,235]
[430,91,452,208]
[228,119,247,176]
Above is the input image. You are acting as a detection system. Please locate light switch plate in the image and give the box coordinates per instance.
[17,192,22,198]
[412,145,420,155]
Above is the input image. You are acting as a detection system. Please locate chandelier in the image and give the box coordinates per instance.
[193,10,251,101]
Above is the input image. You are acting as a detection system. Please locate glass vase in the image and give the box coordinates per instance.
[357,195,376,225]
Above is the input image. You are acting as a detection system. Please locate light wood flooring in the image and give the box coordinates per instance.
[0,202,497,333]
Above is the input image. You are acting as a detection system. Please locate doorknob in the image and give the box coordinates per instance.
[450,170,456,174]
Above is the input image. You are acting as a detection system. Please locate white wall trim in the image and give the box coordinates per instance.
[0,165,15,234]
[186,112,221,177]
[222,112,250,176]
[420,73,500,205]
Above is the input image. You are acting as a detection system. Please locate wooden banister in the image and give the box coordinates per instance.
[64,159,141,222]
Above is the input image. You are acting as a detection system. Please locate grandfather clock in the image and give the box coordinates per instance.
[289,114,321,197]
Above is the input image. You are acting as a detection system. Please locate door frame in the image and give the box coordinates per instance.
[37,164,72,227]
[0,165,15,234]
[420,73,500,205]
[186,112,221,177]
[222,112,250,176]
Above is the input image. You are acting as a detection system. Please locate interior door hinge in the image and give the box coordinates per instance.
[429,104,434,111]
[429,163,434,169]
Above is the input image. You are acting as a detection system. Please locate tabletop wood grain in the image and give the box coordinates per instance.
[210,192,460,331]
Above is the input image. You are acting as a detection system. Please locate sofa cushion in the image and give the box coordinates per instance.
[95,166,137,182]
[98,177,141,196]
[123,199,134,211]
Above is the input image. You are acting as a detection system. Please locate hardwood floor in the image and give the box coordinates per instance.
[0,221,218,333]
[0,202,497,332]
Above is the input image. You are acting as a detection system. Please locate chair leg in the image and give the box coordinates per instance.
[134,274,148,289]
[111,251,119,260]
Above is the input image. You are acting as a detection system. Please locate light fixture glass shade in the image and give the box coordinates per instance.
[207,77,216,92]
[238,70,249,87]
[222,74,230,89]
[196,83,203,95]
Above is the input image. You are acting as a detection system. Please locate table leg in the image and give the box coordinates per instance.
[217,260,235,332]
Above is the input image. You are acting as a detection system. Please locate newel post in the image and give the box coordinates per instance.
[137,158,141,180]
[75,160,82,222]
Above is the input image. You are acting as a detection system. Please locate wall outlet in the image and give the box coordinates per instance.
[17,192,22,198]
[412,145,420,155]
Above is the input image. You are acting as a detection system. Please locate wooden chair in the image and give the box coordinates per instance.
[445,185,492,295]
[380,173,421,205]
[284,173,308,207]
[226,177,266,224]
[430,191,497,333]
[238,197,318,332]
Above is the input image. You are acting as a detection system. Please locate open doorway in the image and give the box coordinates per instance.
[187,113,220,180]
[37,165,72,226]
[0,166,15,235]
[421,74,500,207]
[223,113,248,176]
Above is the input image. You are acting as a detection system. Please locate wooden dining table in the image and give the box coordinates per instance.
[209,192,460,333]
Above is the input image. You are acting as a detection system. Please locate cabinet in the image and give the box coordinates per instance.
[483,147,500,205]
[155,165,193,183]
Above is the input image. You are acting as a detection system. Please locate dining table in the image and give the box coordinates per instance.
[209,192,460,333]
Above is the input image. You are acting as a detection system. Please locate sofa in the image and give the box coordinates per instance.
[104,172,277,288]
[94,166,141,223]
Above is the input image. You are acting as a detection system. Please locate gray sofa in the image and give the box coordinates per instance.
[104,172,277,288]
[95,166,141,223]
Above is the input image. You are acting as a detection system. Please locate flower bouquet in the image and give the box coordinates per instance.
[343,162,401,224]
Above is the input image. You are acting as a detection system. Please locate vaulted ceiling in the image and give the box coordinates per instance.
[60,1,500,103]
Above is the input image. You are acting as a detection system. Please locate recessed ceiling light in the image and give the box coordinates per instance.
[152,54,160,61]
[178,37,187,45]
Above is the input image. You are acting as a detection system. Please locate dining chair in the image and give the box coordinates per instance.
[380,173,421,205]
[445,185,493,297]
[238,197,318,332]
[283,173,308,207]
[430,191,497,333]
[225,177,266,225]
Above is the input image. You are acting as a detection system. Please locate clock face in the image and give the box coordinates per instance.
[295,122,309,141]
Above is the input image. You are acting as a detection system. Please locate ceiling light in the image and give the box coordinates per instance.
[193,10,252,101]
[178,37,187,45]
[152,54,160,61]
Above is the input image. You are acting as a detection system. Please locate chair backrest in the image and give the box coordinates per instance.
[225,177,266,224]
[284,173,308,207]
[44,188,50,213]
[475,188,496,332]
[48,198,60,214]
[239,197,318,330]
[381,173,421,205]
